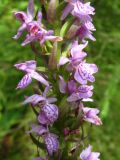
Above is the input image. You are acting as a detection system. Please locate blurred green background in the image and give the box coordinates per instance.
[0,0,120,160]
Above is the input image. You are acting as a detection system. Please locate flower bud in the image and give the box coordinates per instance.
[47,0,57,23]
[48,42,57,69]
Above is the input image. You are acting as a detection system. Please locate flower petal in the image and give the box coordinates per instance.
[37,11,42,24]
[23,94,45,105]
[38,111,49,125]
[13,11,27,23]
[67,92,81,102]
[13,23,27,39]
[30,71,49,86]
[41,104,58,124]
[27,124,48,135]
[27,0,34,20]
[44,133,59,155]
[14,60,36,72]
[80,145,100,160]
[47,97,57,104]
[80,145,92,160]
[83,107,102,125]
[61,4,73,20]
[21,34,35,46]
[59,76,67,93]
[16,74,32,89]
[59,56,70,66]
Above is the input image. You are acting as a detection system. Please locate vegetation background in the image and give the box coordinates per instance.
[0,0,120,159]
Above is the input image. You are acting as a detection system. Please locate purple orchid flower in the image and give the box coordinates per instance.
[13,0,34,39]
[44,133,59,156]
[82,107,102,125]
[28,125,59,157]
[14,0,63,45]
[67,85,93,102]
[59,41,87,68]
[14,60,49,89]
[71,1,95,22]
[22,26,63,46]
[74,61,98,85]
[80,145,100,160]
[61,0,95,22]
[21,11,63,46]
[23,87,58,125]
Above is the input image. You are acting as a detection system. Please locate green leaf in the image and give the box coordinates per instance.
[60,17,74,38]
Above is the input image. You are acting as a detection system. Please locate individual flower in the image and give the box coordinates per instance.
[67,85,93,102]
[23,87,59,125]
[59,40,87,67]
[80,145,100,160]
[71,1,95,22]
[14,60,49,89]
[13,0,34,39]
[74,61,98,85]
[22,22,63,46]
[28,125,59,156]
[70,40,88,66]
[14,0,63,45]
[82,107,102,125]
[44,133,59,156]
[61,0,95,22]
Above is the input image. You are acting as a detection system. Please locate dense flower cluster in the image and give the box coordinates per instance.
[13,0,102,159]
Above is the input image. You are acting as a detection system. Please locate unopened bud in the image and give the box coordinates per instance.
[48,42,57,69]
[47,0,57,23]
[65,24,79,39]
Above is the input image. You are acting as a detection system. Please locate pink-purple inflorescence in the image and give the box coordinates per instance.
[13,0,102,159]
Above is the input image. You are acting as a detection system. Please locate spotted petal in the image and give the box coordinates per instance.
[16,74,32,89]
[13,11,27,23]
[14,60,36,73]
[44,133,59,155]
[41,104,58,124]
